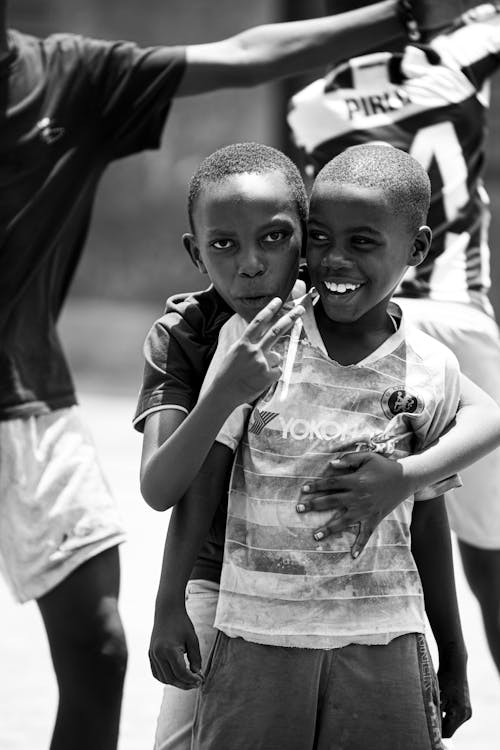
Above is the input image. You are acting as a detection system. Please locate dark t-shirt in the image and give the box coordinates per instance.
[134,285,233,583]
[0,30,185,419]
[134,270,311,582]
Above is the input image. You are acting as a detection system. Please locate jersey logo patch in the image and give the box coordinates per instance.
[249,408,279,436]
[381,386,423,419]
[37,117,65,144]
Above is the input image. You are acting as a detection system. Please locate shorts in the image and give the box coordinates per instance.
[0,406,126,602]
[154,579,219,750]
[192,631,444,750]
[398,298,500,549]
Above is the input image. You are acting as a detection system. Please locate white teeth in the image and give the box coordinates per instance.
[324,281,360,294]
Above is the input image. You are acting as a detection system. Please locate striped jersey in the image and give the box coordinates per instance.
[203,299,461,649]
[288,4,500,314]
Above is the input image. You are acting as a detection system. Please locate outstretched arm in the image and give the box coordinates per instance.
[177,0,403,96]
[298,373,500,554]
[148,441,233,688]
[411,497,471,738]
[176,0,466,97]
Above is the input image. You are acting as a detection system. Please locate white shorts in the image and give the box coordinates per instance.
[0,406,126,602]
[398,298,500,549]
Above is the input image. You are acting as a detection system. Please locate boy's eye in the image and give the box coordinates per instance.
[211,239,235,250]
[263,230,288,243]
[309,229,328,242]
[352,235,376,248]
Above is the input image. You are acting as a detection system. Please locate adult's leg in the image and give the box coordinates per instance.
[37,546,127,750]
[153,580,219,750]
[457,541,500,672]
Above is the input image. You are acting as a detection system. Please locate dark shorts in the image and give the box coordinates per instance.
[192,631,443,750]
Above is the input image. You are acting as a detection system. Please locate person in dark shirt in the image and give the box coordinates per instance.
[0,1,438,748]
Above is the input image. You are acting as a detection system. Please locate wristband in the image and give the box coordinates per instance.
[398,0,421,42]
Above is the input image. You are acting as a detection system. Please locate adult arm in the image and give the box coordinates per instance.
[411,497,472,737]
[176,0,470,97]
[148,441,233,688]
[140,298,303,510]
[177,0,404,96]
[297,373,500,554]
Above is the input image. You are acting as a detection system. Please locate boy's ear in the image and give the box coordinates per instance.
[408,225,432,267]
[183,233,207,275]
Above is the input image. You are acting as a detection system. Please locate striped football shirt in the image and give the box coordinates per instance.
[202,299,461,648]
[288,4,500,314]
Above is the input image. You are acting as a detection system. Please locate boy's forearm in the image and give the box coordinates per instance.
[411,498,466,664]
[179,1,402,95]
[141,383,240,511]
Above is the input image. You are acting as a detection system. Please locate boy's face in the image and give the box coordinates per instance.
[307,182,430,328]
[185,172,302,321]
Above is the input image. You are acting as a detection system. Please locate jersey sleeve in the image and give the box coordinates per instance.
[199,316,251,452]
[414,346,463,501]
[133,288,233,432]
[75,35,186,157]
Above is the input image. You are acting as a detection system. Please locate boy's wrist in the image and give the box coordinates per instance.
[154,589,186,616]
[438,639,468,670]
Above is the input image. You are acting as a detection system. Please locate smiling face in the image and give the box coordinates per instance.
[184,171,302,321]
[307,181,430,331]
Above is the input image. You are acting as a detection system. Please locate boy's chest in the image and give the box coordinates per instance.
[245,338,433,470]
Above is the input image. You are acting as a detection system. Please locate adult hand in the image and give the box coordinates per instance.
[438,662,472,737]
[215,296,305,407]
[296,452,414,558]
[149,603,203,690]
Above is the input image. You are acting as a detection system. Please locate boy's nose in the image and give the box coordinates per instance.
[238,247,266,277]
[321,246,352,269]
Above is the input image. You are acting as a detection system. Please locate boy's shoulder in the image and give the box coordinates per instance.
[154,286,233,342]
[402,320,460,371]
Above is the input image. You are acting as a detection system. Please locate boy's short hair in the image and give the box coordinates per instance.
[314,144,431,232]
[188,142,308,232]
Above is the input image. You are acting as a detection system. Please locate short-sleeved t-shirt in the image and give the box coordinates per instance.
[134,278,310,582]
[288,3,500,313]
[134,285,233,583]
[203,297,462,649]
[0,30,185,420]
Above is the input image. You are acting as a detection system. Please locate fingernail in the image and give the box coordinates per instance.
[296,503,306,513]
[302,484,310,493]
[353,550,360,558]
[314,531,325,541]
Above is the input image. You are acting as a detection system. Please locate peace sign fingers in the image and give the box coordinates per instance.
[242,297,305,349]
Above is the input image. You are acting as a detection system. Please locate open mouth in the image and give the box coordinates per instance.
[323,280,362,296]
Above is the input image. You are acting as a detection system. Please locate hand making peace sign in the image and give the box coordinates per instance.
[214,296,305,408]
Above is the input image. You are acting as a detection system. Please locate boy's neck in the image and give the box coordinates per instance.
[314,302,396,365]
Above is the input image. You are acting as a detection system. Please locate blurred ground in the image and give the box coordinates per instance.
[0,299,499,749]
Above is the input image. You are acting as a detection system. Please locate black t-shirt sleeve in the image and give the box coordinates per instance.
[133,315,201,429]
[133,288,233,432]
[77,36,186,157]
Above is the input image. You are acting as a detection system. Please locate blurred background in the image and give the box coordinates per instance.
[2,3,500,749]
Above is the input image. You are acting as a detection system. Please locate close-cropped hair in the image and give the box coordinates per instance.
[187,142,308,232]
[314,144,431,232]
